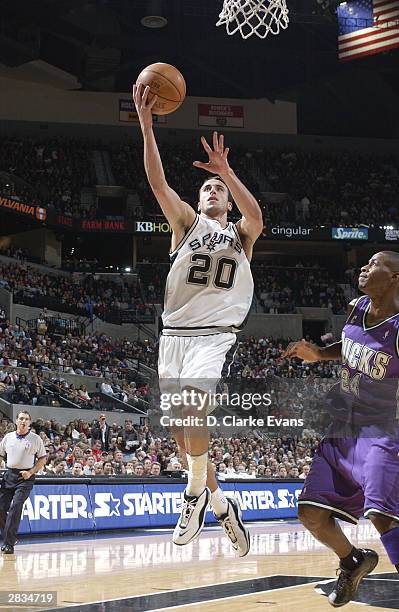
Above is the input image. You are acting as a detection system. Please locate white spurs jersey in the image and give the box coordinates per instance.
[162,214,253,334]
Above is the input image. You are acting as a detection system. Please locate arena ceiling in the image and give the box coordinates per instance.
[1,0,399,136]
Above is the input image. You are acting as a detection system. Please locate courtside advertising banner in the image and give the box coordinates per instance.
[17,481,304,534]
[198,104,244,128]
[22,484,95,534]
[90,483,151,529]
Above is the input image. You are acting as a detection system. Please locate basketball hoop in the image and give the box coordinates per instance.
[216,0,289,39]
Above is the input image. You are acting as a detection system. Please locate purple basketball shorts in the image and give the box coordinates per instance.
[298,426,399,523]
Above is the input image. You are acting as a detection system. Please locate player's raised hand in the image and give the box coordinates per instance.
[193,131,231,177]
[282,339,321,363]
[132,83,158,129]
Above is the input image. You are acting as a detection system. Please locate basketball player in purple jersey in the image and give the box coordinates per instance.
[284,251,399,607]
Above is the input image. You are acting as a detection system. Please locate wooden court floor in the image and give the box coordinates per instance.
[0,520,397,611]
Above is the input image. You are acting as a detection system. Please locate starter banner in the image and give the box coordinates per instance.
[17,480,303,534]
[22,483,95,534]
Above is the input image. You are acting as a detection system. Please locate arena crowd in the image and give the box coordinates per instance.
[0,252,355,316]
[1,135,398,226]
[0,414,320,480]
[0,259,154,322]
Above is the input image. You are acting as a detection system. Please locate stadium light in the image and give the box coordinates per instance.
[141,0,168,28]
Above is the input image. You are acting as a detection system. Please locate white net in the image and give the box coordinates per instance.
[216,0,289,39]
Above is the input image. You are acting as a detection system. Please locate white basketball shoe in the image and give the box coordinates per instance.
[215,497,250,557]
[173,487,211,546]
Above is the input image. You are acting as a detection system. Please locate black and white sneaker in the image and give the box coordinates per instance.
[328,549,379,607]
[215,498,250,557]
[173,487,211,546]
[2,545,14,555]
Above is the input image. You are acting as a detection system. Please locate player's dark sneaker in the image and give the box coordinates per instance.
[2,545,14,555]
[328,549,379,607]
[173,487,210,546]
[215,498,250,557]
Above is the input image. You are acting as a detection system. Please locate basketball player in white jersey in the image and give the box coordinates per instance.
[133,83,263,555]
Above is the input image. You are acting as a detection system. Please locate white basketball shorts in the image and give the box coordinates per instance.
[158,332,237,396]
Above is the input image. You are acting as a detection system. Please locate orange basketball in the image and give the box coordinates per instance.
[136,63,186,116]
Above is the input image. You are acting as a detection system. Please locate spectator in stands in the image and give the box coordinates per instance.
[150,462,161,476]
[0,375,14,398]
[103,461,114,475]
[53,460,67,475]
[93,462,104,475]
[67,446,84,468]
[78,385,90,402]
[100,381,115,396]
[75,435,91,452]
[299,464,311,479]
[91,437,103,462]
[91,415,112,451]
[134,464,144,477]
[71,462,83,477]
[113,450,125,475]
[235,463,252,479]
[13,374,31,404]
[83,455,96,475]
[141,457,152,476]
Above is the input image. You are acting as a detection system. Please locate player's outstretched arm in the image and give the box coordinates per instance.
[283,339,342,362]
[193,132,263,243]
[133,83,195,232]
[283,298,358,363]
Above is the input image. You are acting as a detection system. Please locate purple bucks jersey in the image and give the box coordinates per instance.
[329,295,399,428]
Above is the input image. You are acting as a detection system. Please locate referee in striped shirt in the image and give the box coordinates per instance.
[0,411,46,554]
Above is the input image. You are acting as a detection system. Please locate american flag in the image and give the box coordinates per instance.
[337,0,399,62]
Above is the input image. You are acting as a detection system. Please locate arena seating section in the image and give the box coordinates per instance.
[0,258,155,323]
[1,135,398,225]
